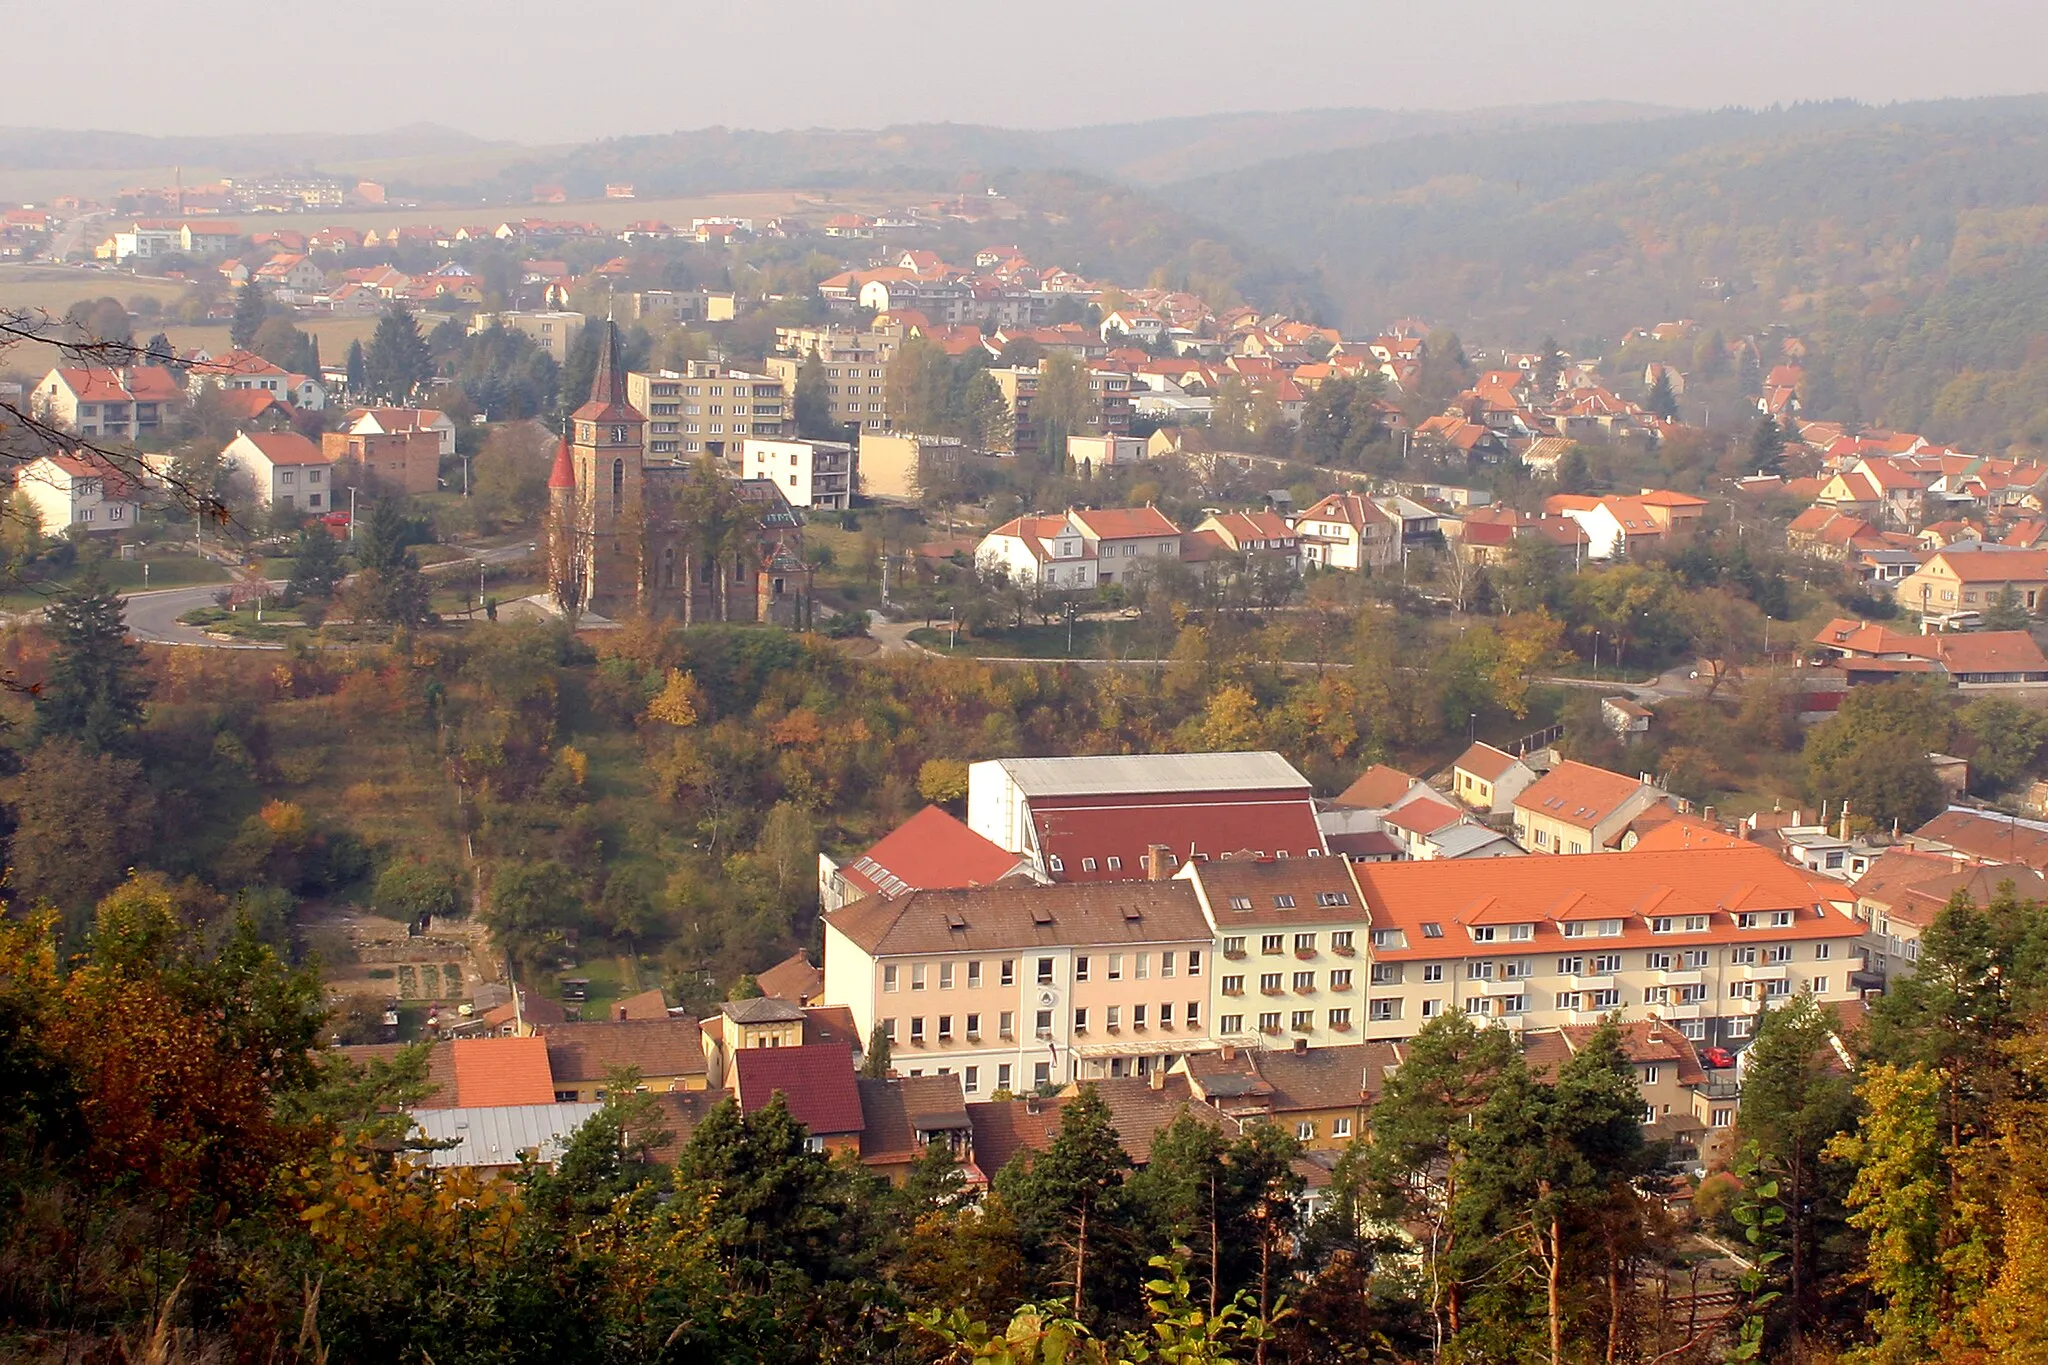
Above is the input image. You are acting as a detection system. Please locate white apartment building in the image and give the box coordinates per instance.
[1292,491,1399,572]
[822,880,1217,1095]
[628,364,790,461]
[975,513,1098,590]
[1353,846,1863,1052]
[1066,505,1183,586]
[740,437,854,510]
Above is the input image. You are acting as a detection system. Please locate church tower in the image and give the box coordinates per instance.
[565,320,646,616]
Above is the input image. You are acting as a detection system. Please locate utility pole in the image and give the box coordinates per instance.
[349,486,357,545]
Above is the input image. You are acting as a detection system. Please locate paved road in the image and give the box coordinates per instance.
[124,580,284,649]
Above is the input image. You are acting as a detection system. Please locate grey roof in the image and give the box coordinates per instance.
[721,997,809,1024]
[989,751,1310,798]
[409,1103,605,1169]
[1429,824,1526,858]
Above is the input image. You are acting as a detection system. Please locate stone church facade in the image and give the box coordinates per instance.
[547,322,814,626]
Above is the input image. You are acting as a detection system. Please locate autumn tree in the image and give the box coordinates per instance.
[7,739,157,922]
[1804,680,1950,829]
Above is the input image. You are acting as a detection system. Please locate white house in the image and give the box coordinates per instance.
[740,436,854,510]
[1100,309,1167,346]
[222,431,335,510]
[1292,491,1399,572]
[15,452,140,535]
[976,513,1099,590]
[198,350,327,410]
[1067,434,1148,471]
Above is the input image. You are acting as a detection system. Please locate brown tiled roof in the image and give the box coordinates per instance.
[1913,810,2048,872]
[540,1019,706,1083]
[611,986,671,1021]
[1894,865,2048,927]
[1330,764,1419,810]
[968,1077,1234,1174]
[1850,849,1969,907]
[756,951,824,1004]
[1183,856,1364,926]
[1251,1042,1406,1111]
[1514,760,1653,830]
[1522,1020,1706,1087]
[335,1040,456,1109]
[481,986,567,1030]
[1455,742,1521,782]
[803,1004,863,1050]
[827,881,1210,956]
[856,1074,971,1165]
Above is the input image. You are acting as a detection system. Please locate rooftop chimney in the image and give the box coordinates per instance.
[1149,1061,1167,1091]
[615,1003,628,1021]
[1146,843,1172,881]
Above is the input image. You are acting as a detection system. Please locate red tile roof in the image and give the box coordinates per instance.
[1030,787,1327,879]
[731,1043,865,1136]
[841,805,1029,900]
[1514,760,1654,830]
[233,430,328,466]
[448,1035,556,1107]
[1384,796,1463,837]
[1454,742,1521,783]
[1330,764,1420,810]
[1069,505,1181,541]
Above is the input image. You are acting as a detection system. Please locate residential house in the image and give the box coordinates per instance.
[1844,849,2048,984]
[15,451,140,535]
[856,1074,977,1183]
[1451,742,1541,816]
[975,513,1099,590]
[1513,760,1668,855]
[1067,505,1183,586]
[1810,617,2048,687]
[200,349,326,409]
[222,430,335,510]
[470,310,585,362]
[1292,491,1399,572]
[1911,807,2048,875]
[540,1018,709,1100]
[1895,548,2048,623]
[818,804,1036,913]
[756,952,827,1006]
[1178,856,1370,1051]
[625,363,790,461]
[697,998,810,1091]
[1603,697,1654,736]
[252,252,327,301]
[1542,491,1707,560]
[32,365,181,440]
[822,879,1218,1094]
[1187,510,1301,575]
[347,407,457,458]
[322,429,440,496]
[966,752,1328,883]
[1355,844,1863,1049]
[1178,1041,1405,1149]
[730,1043,868,1155]
[1067,434,1149,472]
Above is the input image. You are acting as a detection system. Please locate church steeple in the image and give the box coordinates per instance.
[571,320,639,426]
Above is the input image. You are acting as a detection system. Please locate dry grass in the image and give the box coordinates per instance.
[156,315,387,357]
[0,264,192,316]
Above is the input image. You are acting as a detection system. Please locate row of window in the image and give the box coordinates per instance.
[881,1000,1206,1044]
[1370,976,1827,1022]
[1217,1008,1353,1034]
[882,952,1204,993]
[1219,969,1355,995]
[1220,930,1357,955]
[1372,941,1831,985]
[1377,910,1809,951]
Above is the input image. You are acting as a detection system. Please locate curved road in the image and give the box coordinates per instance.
[124,580,284,649]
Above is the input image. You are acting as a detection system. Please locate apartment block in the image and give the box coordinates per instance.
[1353,846,1863,1051]
[822,880,1217,1095]
[1178,857,1372,1052]
[470,310,585,362]
[628,363,791,462]
[739,437,854,509]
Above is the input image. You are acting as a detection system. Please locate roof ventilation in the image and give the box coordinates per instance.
[1031,905,1055,926]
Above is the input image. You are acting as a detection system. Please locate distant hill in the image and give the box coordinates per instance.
[1156,96,2048,447]
[452,102,1682,200]
[0,123,497,172]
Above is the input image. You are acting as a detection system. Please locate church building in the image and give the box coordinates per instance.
[547,321,814,626]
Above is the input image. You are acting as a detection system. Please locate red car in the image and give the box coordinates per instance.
[1700,1046,1736,1069]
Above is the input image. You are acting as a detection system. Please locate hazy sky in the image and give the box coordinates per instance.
[12,0,2045,143]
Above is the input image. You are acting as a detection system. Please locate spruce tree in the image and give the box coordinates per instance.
[365,304,431,404]
[230,282,269,349]
[285,524,344,602]
[1749,413,1787,475]
[345,338,368,396]
[35,567,149,752]
[1647,367,1679,420]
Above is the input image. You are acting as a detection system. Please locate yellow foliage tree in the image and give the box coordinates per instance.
[1197,683,1263,752]
[259,799,308,841]
[645,668,702,727]
[918,758,970,806]
[1493,608,1566,719]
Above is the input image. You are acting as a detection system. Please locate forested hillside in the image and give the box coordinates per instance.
[1162,96,2048,447]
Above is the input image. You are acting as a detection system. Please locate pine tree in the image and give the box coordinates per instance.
[286,525,344,602]
[994,1085,1135,1323]
[230,282,269,349]
[793,352,835,439]
[345,338,367,396]
[859,1022,892,1078]
[1647,368,1679,421]
[35,568,149,752]
[1535,335,1564,394]
[1749,414,1787,475]
[365,304,431,404]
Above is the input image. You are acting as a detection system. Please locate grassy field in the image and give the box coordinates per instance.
[182,187,930,237]
[0,264,192,315]
[909,619,1153,659]
[156,315,390,358]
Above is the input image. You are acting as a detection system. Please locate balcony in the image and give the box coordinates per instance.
[1568,974,1617,992]
[1658,1003,1704,1021]
[1736,962,1790,982]
[1223,948,1247,960]
[1658,970,1705,988]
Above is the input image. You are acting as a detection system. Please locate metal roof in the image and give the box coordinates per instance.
[993,751,1309,798]
[409,1103,604,1169]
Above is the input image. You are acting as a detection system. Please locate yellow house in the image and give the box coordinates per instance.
[1177,1040,1405,1151]
[540,1018,708,1101]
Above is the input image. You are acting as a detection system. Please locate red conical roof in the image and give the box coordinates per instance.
[547,432,576,489]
